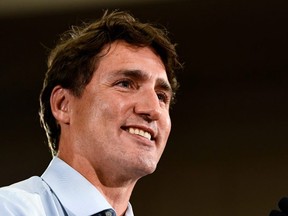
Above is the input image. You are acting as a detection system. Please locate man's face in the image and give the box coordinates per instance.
[67,41,172,180]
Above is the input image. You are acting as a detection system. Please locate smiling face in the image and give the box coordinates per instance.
[61,41,172,181]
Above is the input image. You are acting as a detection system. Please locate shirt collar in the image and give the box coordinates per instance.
[41,157,134,216]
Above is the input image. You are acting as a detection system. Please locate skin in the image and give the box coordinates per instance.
[50,40,172,215]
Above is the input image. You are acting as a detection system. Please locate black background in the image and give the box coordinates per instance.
[0,0,288,215]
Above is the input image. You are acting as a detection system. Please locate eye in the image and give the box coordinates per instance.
[115,79,134,88]
[157,92,169,104]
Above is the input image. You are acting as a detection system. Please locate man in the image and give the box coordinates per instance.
[0,10,181,215]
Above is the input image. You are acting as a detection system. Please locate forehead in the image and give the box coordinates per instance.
[95,41,169,82]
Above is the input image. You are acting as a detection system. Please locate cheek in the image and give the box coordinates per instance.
[163,113,172,137]
[91,95,129,125]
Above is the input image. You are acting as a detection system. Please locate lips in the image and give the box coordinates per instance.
[122,126,155,141]
[127,127,152,140]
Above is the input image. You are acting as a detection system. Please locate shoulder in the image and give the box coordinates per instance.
[0,176,47,215]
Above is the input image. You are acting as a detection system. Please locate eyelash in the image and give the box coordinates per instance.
[115,79,135,89]
[114,79,169,104]
[157,92,169,103]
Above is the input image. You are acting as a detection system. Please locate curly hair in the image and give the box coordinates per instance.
[39,10,182,156]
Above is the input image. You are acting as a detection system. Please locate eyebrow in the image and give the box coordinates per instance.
[117,69,173,95]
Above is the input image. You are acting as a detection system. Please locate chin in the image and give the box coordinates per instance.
[120,155,160,179]
[133,161,158,178]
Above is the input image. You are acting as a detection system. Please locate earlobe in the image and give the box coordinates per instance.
[50,86,70,124]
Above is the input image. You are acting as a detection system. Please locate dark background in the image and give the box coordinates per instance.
[1,0,288,215]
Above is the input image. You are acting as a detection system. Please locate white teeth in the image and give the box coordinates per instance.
[128,127,152,140]
[144,132,151,140]
[139,130,144,136]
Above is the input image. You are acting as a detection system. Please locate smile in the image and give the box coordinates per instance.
[127,127,152,140]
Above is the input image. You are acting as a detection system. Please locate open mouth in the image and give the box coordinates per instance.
[122,126,154,141]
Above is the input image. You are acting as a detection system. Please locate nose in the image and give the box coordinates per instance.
[134,90,161,122]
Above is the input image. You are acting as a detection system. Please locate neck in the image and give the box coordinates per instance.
[58,152,137,216]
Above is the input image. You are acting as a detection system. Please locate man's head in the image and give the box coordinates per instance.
[39,10,181,157]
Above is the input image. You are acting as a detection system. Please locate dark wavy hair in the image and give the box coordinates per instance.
[39,10,182,156]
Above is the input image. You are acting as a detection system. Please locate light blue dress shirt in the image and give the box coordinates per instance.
[0,157,134,216]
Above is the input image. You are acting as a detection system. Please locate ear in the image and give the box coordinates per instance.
[50,85,71,124]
